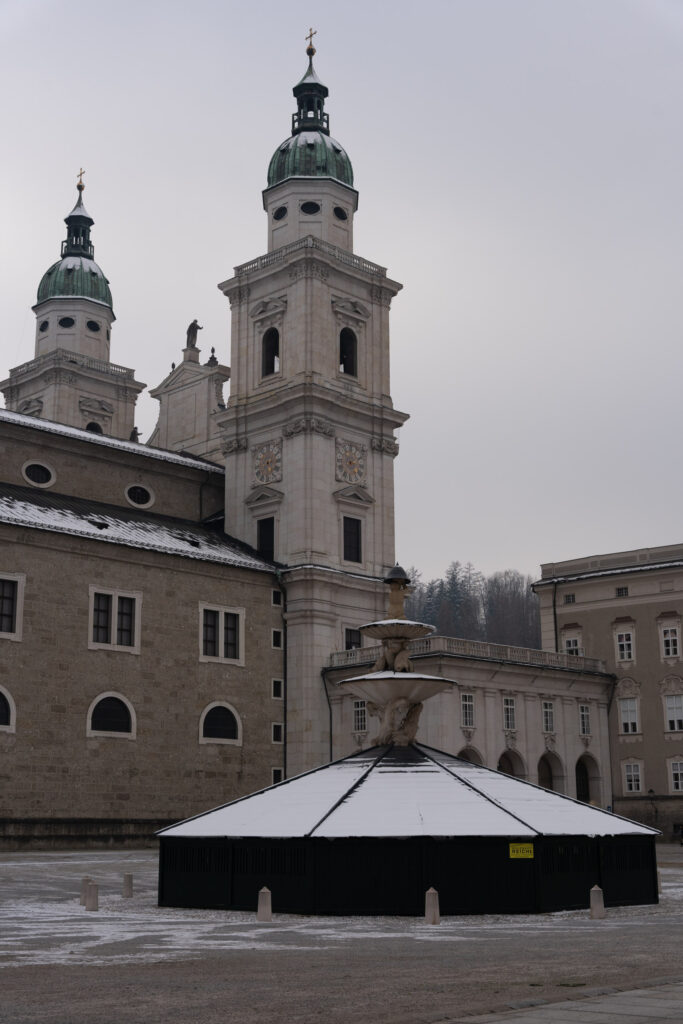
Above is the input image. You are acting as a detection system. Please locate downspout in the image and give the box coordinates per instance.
[320,665,333,764]
[276,572,288,779]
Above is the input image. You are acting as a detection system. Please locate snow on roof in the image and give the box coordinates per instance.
[0,410,224,474]
[0,483,272,573]
[536,561,683,585]
[159,743,658,840]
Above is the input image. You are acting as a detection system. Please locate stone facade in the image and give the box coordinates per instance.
[534,545,683,836]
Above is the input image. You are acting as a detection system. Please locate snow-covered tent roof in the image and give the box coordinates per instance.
[159,743,658,840]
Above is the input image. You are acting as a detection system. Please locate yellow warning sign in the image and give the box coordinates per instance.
[509,843,534,859]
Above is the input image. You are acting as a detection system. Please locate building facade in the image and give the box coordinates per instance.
[534,545,683,836]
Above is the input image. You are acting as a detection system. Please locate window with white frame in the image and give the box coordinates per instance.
[89,588,141,653]
[0,686,16,733]
[461,693,474,729]
[353,699,367,733]
[619,697,639,734]
[665,694,683,732]
[503,697,516,730]
[661,625,680,659]
[199,605,243,663]
[199,703,241,745]
[272,722,283,744]
[563,593,575,605]
[87,692,136,739]
[624,763,641,792]
[542,700,554,732]
[671,761,683,792]
[616,586,629,598]
[272,678,283,700]
[564,636,582,657]
[579,703,591,736]
[272,768,283,784]
[616,629,634,662]
[0,574,25,641]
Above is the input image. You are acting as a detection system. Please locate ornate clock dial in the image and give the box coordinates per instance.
[254,442,282,483]
[336,440,366,484]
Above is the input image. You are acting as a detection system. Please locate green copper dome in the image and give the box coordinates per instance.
[36,185,113,309]
[267,45,354,188]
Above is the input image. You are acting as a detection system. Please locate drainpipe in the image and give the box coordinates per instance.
[320,666,333,763]
[276,572,288,779]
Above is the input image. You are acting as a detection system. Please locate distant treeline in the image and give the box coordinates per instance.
[405,562,541,649]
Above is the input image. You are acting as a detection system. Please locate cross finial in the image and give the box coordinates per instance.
[77,167,85,192]
[305,27,317,55]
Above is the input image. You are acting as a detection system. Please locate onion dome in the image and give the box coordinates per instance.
[36,181,113,309]
[267,40,353,187]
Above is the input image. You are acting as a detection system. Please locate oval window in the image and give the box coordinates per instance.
[39,320,49,333]
[23,463,54,486]
[273,206,288,221]
[126,485,153,508]
[86,320,100,333]
[58,317,75,328]
[333,206,348,221]
[301,201,321,215]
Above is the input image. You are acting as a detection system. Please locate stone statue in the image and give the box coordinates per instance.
[368,697,423,746]
[186,319,203,348]
[371,637,414,674]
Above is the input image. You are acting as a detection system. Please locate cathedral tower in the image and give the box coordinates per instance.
[0,178,145,438]
[216,42,408,773]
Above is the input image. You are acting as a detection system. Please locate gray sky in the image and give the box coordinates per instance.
[2,0,682,581]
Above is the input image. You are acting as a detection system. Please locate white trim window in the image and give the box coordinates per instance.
[86,692,136,739]
[665,694,683,732]
[0,685,16,733]
[199,605,244,665]
[624,762,642,793]
[564,636,583,657]
[272,723,284,744]
[619,697,639,734]
[199,702,242,745]
[461,693,474,729]
[353,699,367,733]
[542,701,555,733]
[661,624,680,660]
[671,760,683,792]
[88,587,141,653]
[616,629,634,662]
[0,574,25,642]
[503,697,516,730]
[272,678,283,700]
[579,703,591,736]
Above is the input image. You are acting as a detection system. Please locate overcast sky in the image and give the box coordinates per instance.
[1,0,682,581]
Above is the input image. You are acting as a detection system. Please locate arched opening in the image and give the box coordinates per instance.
[537,752,566,793]
[0,690,10,727]
[85,422,103,434]
[339,327,357,376]
[200,702,242,745]
[90,695,132,734]
[497,749,526,778]
[575,753,601,804]
[262,328,280,377]
[457,746,484,766]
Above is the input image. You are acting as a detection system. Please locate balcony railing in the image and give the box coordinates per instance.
[328,635,605,673]
[10,350,135,380]
[235,235,387,279]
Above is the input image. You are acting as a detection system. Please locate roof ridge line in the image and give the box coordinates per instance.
[306,745,391,837]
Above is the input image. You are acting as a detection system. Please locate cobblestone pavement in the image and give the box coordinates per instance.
[1,846,682,1023]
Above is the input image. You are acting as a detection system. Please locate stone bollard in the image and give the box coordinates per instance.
[85,882,99,912]
[425,886,440,925]
[80,876,92,906]
[257,886,272,922]
[589,884,606,920]
[122,873,133,898]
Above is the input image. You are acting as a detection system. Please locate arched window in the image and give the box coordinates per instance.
[88,693,135,737]
[0,687,15,732]
[85,422,103,434]
[496,750,527,779]
[339,327,357,376]
[262,328,280,377]
[0,692,9,726]
[200,702,242,745]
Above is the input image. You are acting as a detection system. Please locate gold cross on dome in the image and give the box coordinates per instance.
[306,27,317,48]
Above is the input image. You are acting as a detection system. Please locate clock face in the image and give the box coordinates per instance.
[254,442,282,483]
[336,441,366,484]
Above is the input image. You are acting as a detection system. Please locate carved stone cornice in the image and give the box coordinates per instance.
[371,285,393,308]
[616,677,641,698]
[331,298,370,324]
[288,258,329,282]
[371,436,399,457]
[660,675,683,696]
[222,437,248,455]
[283,416,334,438]
[249,298,287,330]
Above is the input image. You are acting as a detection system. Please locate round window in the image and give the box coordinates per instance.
[86,320,100,332]
[333,206,348,221]
[39,320,49,333]
[126,485,154,508]
[301,201,321,215]
[58,316,75,328]
[273,206,288,221]
[23,462,54,486]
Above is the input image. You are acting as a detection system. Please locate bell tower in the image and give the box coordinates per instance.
[216,40,408,774]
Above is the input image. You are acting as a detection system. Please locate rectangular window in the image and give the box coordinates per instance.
[563,593,575,605]
[672,761,683,792]
[345,628,362,651]
[272,589,282,607]
[353,699,367,733]
[665,694,683,731]
[503,697,516,730]
[662,626,679,659]
[616,586,629,598]
[542,701,554,733]
[257,517,275,561]
[617,631,634,661]
[199,605,244,664]
[272,679,283,700]
[272,768,283,785]
[0,579,18,635]
[343,516,362,563]
[89,588,141,653]
[461,693,474,728]
[272,723,283,744]
[564,637,581,657]
[272,629,283,649]
[619,697,639,734]
[625,763,641,793]
[579,703,591,736]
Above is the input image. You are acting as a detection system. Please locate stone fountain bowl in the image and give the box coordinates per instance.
[359,619,436,641]
[340,671,451,704]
